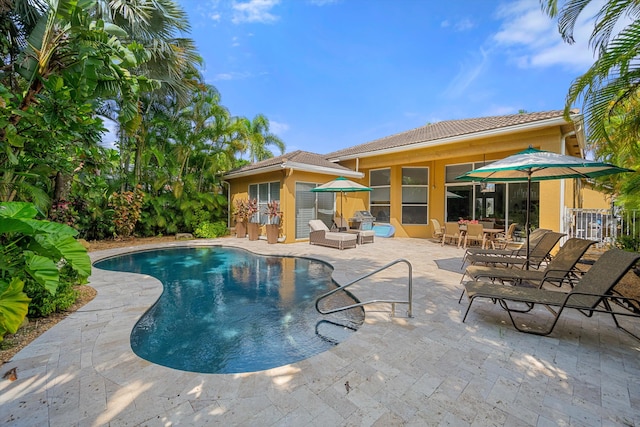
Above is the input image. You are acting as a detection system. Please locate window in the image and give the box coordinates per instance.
[249,182,280,224]
[401,167,428,224]
[370,169,390,222]
[444,163,539,229]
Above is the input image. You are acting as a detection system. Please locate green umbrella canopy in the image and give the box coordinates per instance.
[456,146,633,182]
[456,146,633,268]
[311,177,372,221]
[310,176,373,192]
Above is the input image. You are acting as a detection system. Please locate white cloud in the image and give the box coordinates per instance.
[454,18,475,32]
[269,120,289,135]
[441,18,474,32]
[213,71,253,81]
[492,0,597,71]
[445,48,489,98]
[232,0,280,24]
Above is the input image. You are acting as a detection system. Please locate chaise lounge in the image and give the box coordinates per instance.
[461,248,640,339]
[308,219,357,250]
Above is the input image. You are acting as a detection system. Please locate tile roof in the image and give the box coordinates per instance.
[223,150,355,177]
[325,110,578,159]
[224,110,581,178]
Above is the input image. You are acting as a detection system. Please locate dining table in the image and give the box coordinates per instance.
[458,224,505,249]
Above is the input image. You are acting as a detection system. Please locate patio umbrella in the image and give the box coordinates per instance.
[311,176,372,223]
[456,146,633,267]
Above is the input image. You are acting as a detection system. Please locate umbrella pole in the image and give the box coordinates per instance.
[525,173,531,270]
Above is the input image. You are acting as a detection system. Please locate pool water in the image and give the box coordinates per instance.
[94,246,363,374]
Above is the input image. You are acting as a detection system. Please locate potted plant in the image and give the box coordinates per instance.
[246,199,260,241]
[265,200,282,244]
[234,199,248,238]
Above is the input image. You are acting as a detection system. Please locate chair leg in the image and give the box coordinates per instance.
[462,298,475,322]
[458,288,466,304]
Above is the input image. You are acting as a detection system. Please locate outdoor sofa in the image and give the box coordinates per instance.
[308,219,357,250]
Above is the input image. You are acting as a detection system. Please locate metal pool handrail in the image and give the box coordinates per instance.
[315,258,413,318]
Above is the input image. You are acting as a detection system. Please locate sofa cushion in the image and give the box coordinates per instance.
[325,231,357,242]
[309,219,330,232]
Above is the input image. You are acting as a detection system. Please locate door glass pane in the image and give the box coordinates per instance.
[508,182,539,230]
[446,185,473,221]
[296,183,314,239]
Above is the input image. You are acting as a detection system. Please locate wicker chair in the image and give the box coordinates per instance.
[463,223,488,249]
[308,220,357,250]
[431,218,444,241]
[441,222,462,247]
[493,223,518,249]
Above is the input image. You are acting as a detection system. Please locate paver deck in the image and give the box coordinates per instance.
[1,237,639,426]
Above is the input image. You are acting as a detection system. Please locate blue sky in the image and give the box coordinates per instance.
[175,0,598,155]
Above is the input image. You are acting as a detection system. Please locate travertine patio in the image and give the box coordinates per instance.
[1,237,639,426]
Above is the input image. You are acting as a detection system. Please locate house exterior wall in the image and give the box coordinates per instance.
[349,127,566,238]
[225,117,613,243]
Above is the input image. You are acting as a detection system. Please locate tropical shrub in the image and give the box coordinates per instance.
[194,221,228,238]
[0,202,91,338]
[110,186,145,238]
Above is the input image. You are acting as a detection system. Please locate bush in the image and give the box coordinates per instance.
[24,265,79,317]
[194,221,228,238]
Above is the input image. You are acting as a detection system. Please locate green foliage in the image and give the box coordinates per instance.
[109,187,145,238]
[616,234,640,252]
[24,265,78,317]
[194,221,228,238]
[0,278,31,342]
[0,201,90,337]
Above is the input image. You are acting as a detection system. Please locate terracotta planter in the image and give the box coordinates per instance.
[235,220,247,238]
[247,222,259,241]
[266,224,279,244]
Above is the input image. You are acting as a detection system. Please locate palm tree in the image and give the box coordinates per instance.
[541,0,640,144]
[0,0,151,207]
[240,114,286,163]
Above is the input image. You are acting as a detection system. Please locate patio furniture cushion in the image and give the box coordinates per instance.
[348,229,375,244]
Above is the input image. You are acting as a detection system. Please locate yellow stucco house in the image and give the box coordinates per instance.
[223,110,606,244]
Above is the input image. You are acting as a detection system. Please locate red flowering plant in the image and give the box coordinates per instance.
[246,198,259,223]
[458,219,478,225]
[265,200,282,225]
[234,199,249,222]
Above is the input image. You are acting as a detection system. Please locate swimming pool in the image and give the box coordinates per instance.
[94,246,364,374]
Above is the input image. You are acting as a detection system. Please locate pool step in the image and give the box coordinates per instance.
[315,319,359,345]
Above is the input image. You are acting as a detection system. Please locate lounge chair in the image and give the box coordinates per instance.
[464,231,565,269]
[458,238,597,302]
[332,214,349,232]
[441,222,462,247]
[461,228,550,266]
[308,219,357,250]
[461,248,640,339]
